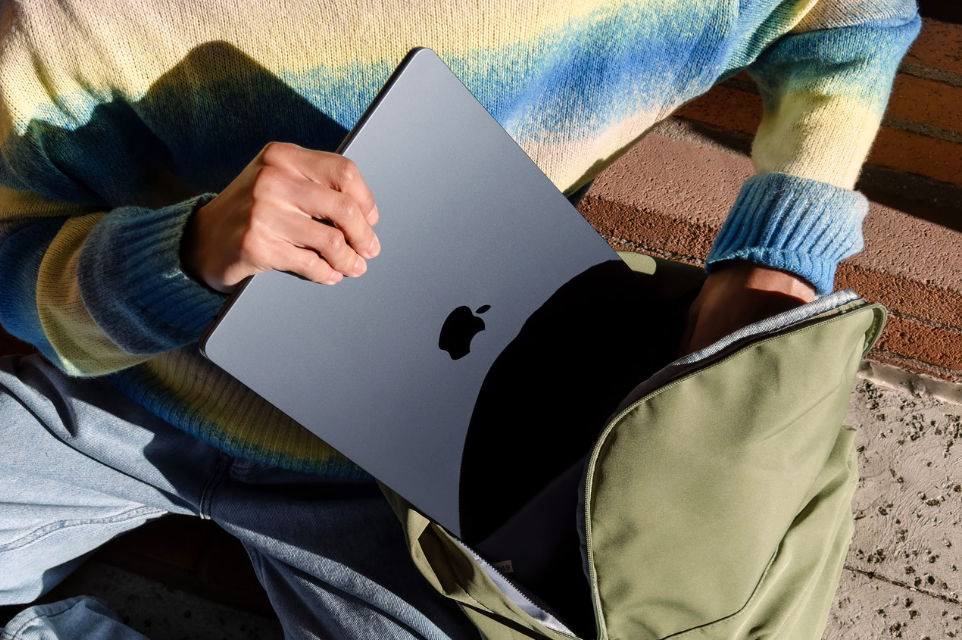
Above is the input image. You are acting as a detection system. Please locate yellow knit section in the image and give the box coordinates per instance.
[752,93,879,189]
[145,348,346,464]
[0,186,97,219]
[0,0,606,135]
[782,0,828,33]
[793,0,910,32]
[36,212,153,375]
[521,109,662,194]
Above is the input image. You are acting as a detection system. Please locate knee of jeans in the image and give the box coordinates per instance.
[0,553,91,607]
[1,596,131,640]
[0,506,166,606]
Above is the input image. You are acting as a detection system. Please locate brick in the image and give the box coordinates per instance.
[671,73,962,189]
[869,127,962,186]
[905,18,962,77]
[837,263,962,332]
[889,73,962,135]
[874,315,962,373]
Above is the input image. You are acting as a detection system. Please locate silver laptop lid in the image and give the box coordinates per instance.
[199,48,635,539]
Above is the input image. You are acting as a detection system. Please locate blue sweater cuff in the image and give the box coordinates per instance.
[78,193,228,354]
[705,173,869,296]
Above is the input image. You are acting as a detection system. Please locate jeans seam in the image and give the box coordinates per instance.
[0,596,101,639]
[198,453,231,519]
[0,505,164,554]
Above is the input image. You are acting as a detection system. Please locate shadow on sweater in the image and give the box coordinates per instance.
[7,41,350,209]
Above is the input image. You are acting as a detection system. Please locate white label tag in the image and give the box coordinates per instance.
[493,559,514,574]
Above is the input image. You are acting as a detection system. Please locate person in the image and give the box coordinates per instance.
[0,1,920,638]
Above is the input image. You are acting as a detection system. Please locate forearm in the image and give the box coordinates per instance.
[0,191,227,377]
[707,2,921,295]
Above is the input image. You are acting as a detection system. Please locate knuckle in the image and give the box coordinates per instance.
[251,166,281,199]
[322,230,345,255]
[260,141,290,164]
[333,157,357,183]
[300,251,320,273]
[332,194,361,223]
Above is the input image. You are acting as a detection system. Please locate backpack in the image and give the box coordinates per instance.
[381,251,886,640]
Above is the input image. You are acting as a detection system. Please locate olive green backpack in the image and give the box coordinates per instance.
[381,251,886,640]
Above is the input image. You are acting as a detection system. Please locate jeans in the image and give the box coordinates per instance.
[0,353,478,640]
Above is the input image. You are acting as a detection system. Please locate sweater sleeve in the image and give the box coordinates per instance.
[705,0,921,295]
[0,179,227,378]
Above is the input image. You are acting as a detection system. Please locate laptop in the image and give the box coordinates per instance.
[198,48,665,546]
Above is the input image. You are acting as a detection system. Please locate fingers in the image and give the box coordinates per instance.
[266,240,346,286]
[249,142,382,283]
[275,209,369,278]
[262,142,379,225]
[289,181,380,260]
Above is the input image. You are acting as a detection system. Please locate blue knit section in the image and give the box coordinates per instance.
[77,193,229,355]
[705,173,869,296]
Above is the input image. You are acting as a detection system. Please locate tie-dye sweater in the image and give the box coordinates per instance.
[0,1,920,477]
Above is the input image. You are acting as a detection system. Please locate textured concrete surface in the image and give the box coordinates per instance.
[25,561,284,640]
[827,569,962,640]
[824,378,962,639]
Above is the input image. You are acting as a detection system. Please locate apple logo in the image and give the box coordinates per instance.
[439,305,491,360]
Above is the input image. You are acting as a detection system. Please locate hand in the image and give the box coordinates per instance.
[180,142,380,293]
[678,261,816,356]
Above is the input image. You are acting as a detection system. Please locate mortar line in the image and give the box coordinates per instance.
[844,566,962,606]
[899,62,962,89]
[866,350,962,387]
[885,310,962,335]
[882,115,962,145]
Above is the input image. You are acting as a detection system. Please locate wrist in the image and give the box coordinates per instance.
[713,260,816,303]
[180,198,214,289]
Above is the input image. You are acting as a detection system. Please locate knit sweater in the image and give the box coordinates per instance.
[0,1,919,476]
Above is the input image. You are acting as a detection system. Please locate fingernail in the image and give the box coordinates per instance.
[330,271,343,283]
[367,205,379,225]
[354,256,367,275]
[367,234,380,257]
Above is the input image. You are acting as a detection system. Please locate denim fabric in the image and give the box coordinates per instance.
[0,353,478,640]
[2,597,151,640]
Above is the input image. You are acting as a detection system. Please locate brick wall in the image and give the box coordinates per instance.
[581,12,962,383]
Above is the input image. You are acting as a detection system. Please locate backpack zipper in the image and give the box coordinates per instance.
[453,538,580,638]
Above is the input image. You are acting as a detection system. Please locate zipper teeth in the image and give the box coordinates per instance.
[581,300,872,640]
[454,539,579,639]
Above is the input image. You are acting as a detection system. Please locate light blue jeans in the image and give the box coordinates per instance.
[0,353,478,640]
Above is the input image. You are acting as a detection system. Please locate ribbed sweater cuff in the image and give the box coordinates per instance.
[79,193,228,354]
[705,173,869,296]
